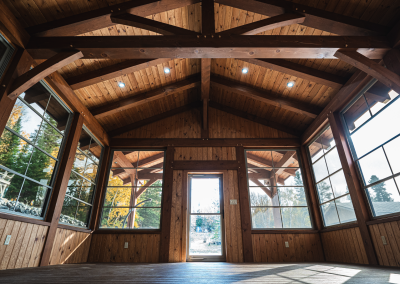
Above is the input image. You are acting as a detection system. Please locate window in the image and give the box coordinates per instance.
[100,150,164,229]
[0,33,14,79]
[342,79,400,218]
[308,126,356,227]
[246,149,312,229]
[0,81,72,218]
[59,127,103,228]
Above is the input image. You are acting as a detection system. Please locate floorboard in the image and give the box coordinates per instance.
[0,262,399,283]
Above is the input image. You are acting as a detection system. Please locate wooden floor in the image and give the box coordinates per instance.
[0,262,399,283]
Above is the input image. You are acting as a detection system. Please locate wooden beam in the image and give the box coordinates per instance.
[136,179,158,198]
[236,146,254,262]
[209,101,300,136]
[383,49,400,76]
[8,51,83,100]
[202,0,215,34]
[239,58,347,89]
[334,49,400,95]
[43,70,110,146]
[365,81,391,103]
[273,151,297,176]
[219,13,305,35]
[211,75,321,118]
[108,102,201,137]
[215,0,389,36]
[25,0,197,36]
[90,75,200,119]
[172,160,239,170]
[66,58,171,90]
[40,113,84,266]
[110,138,301,147]
[329,112,378,265]
[111,13,197,35]
[159,146,174,262]
[201,59,211,132]
[0,1,30,48]
[246,153,296,176]
[25,36,389,60]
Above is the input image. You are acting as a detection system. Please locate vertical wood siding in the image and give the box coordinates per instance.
[369,221,400,267]
[0,218,48,270]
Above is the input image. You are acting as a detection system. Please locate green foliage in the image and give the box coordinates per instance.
[369,175,394,202]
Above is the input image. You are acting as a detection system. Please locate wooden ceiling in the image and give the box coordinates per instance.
[4,0,400,139]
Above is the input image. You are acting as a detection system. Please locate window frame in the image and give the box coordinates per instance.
[0,80,73,221]
[59,125,104,229]
[340,78,400,220]
[245,148,315,231]
[98,149,165,231]
[0,32,15,80]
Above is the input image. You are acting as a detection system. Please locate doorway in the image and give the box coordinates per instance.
[187,174,225,261]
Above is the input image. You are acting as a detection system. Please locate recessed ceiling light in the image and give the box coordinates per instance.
[242,68,248,74]
[118,82,125,88]
[164,67,170,74]
[287,82,294,88]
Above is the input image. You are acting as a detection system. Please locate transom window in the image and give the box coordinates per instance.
[0,33,14,79]
[0,81,72,218]
[246,149,312,229]
[100,150,164,229]
[308,126,356,227]
[341,79,400,218]
[59,127,103,228]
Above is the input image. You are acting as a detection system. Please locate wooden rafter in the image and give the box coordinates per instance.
[210,74,322,118]
[108,102,201,137]
[384,49,400,77]
[216,0,389,36]
[66,58,171,90]
[8,51,83,100]
[110,13,197,35]
[218,13,305,35]
[209,101,301,137]
[246,153,296,176]
[335,49,400,95]
[202,0,215,34]
[273,151,297,176]
[90,75,200,119]
[25,0,201,37]
[239,58,347,89]
[25,36,389,60]
[201,59,211,132]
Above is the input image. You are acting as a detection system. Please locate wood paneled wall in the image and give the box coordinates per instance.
[174,147,236,160]
[169,170,184,262]
[0,218,48,270]
[320,227,368,265]
[88,234,160,263]
[252,233,324,262]
[48,228,92,265]
[369,221,400,267]
[116,109,294,139]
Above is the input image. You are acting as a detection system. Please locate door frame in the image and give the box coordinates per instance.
[182,170,228,262]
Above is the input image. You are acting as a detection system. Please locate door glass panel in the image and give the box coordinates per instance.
[190,178,220,213]
[189,215,222,256]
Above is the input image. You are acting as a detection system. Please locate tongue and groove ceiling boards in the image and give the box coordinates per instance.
[4,0,400,141]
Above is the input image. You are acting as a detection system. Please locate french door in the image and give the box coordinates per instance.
[187,174,225,261]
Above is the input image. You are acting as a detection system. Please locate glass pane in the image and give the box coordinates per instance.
[281,207,312,228]
[108,172,128,187]
[60,196,79,225]
[324,147,342,175]
[249,187,273,207]
[246,151,273,168]
[335,195,356,223]
[366,178,400,217]
[364,82,391,115]
[78,183,95,204]
[351,96,400,158]
[343,94,371,133]
[312,157,329,182]
[330,170,349,198]
[308,140,324,163]
[273,150,297,167]
[20,83,51,117]
[73,149,87,176]
[134,208,161,229]
[100,207,129,229]
[16,179,48,217]
[316,178,334,203]
[75,202,90,226]
[25,148,56,186]
[137,185,162,208]
[104,187,132,207]
[359,147,392,185]
[44,94,71,129]
[384,136,400,175]
[251,207,282,228]
[137,170,163,181]
[35,120,63,159]
[189,215,222,255]
[278,187,307,206]
[275,168,303,186]
[6,99,43,143]
[0,173,24,210]
[84,159,98,182]
[0,129,34,175]
[137,151,164,168]
[321,201,340,227]
[191,178,220,213]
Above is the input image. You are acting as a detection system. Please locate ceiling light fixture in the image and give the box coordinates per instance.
[242,68,248,74]
[287,82,294,88]
[118,82,125,88]
[164,67,170,74]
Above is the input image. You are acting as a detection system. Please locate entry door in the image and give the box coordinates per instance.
[187,174,225,261]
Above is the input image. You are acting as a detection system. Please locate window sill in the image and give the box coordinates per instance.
[319,222,358,232]
[57,223,92,233]
[366,214,400,226]
[93,229,161,234]
[0,211,50,226]
[251,229,318,234]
